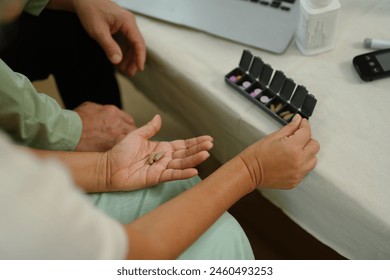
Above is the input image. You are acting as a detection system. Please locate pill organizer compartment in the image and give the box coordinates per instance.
[256,88,275,105]
[226,49,253,86]
[238,76,255,90]
[267,97,286,113]
[246,81,267,98]
[277,103,298,122]
[225,50,317,125]
[227,71,246,84]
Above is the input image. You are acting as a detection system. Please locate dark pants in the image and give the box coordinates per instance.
[0,10,121,109]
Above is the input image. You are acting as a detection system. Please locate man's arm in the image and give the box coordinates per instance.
[0,59,82,150]
[0,59,137,151]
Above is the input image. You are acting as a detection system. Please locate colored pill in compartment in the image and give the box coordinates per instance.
[228,74,242,83]
[250,88,262,98]
[229,76,237,82]
[279,110,294,121]
[242,81,251,89]
[270,102,283,113]
[259,95,270,104]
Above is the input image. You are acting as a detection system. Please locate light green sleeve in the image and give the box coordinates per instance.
[0,59,82,151]
[23,0,50,16]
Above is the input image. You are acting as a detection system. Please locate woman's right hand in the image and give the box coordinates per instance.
[239,114,320,190]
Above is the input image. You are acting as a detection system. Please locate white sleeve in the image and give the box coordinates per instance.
[0,133,128,259]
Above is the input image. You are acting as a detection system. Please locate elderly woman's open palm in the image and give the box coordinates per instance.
[105,115,214,191]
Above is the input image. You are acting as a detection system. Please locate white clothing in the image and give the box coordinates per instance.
[0,133,128,259]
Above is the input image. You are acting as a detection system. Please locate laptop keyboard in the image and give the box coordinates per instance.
[240,0,296,12]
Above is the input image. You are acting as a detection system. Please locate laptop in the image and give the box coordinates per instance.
[115,0,299,54]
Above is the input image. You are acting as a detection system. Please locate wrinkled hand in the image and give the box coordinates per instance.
[103,115,214,191]
[239,114,320,190]
[73,0,146,76]
[74,102,137,152]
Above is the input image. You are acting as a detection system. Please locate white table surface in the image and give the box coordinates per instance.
[118,0,390,259]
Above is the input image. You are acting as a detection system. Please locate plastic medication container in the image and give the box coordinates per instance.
[225,50,317,125]
[296,0,341,56]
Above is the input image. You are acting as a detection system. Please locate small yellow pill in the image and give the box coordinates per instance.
[154,152,164,162]
[279,111,290,117]
[283,113,294,121]
[147,153,155,165]
[147,152,162,165]
[275,103,283,112]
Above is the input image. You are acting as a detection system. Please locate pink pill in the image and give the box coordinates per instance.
[242,81,251,88]
[229,75,237,82]
[260,95,270,104]
[250,88,262,98]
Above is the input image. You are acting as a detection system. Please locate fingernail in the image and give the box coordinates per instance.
[292,114,301,122]
[111,54,121,64]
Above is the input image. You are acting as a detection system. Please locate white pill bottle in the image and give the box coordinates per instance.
[295,0,341,56]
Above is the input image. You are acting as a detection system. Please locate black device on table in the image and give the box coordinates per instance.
[353,48,390,81]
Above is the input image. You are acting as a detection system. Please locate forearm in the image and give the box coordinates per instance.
[0,61,82,151]
[125,156,255,259]
[31,149,107,193]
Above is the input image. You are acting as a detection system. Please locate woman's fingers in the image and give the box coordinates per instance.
[167,151,210,170]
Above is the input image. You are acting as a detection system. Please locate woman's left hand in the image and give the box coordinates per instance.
[103,115,213,191]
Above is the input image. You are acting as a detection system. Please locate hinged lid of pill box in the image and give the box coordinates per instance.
[239,50,253,71]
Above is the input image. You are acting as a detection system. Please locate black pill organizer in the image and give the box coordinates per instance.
[225,50,317,125]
